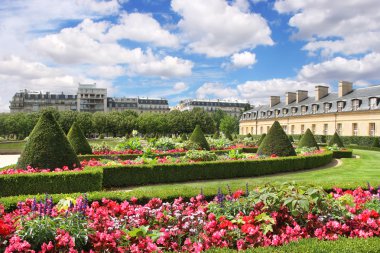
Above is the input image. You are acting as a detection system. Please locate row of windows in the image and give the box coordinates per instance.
[243,98,379,119]
[187,101,248,107]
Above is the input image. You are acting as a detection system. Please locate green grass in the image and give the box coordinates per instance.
[205,237,380,253]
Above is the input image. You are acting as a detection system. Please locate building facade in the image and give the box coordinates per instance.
[175,99,251,117]
[240,81,380,137]
[10,84,169,114]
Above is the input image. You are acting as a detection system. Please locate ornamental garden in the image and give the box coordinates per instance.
[0,111,379,252]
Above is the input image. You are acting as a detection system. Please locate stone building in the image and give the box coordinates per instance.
[240,81,380,137]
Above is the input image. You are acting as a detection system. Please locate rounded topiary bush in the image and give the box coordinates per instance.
[372,137,380,148]
[189,125,210,150]
[328,132,344,147]
[257,121,296,157]
[298,129,319,149]
[256,133,266,146]
[17,111,80,170]
[67,122,92,155]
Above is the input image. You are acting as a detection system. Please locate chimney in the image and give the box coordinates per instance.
[285,92,296,105]
[296,90,308,103]
[270,96,280,107]
[338,81,353,97]
[315,86,329,101]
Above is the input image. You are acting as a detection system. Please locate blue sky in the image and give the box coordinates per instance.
[0,0,380,111]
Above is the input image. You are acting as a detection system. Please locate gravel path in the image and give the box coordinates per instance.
[0,155,20,168]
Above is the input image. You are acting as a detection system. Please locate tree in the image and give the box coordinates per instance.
[328,132,344,147]
[257,121,296,157]
[190,108,215,134]
[58,111,78,133]
[220,115,239,139]
[17,111,80,169]
[372,137,380,148]
[189,124,210,150]
[76,112,93,137]
[67,122,92,155]
[212,109,227,133]
[298,129,319,149]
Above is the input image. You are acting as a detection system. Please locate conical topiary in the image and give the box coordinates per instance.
[288,135,294,143]
[298,129,319,149]
[247,133,252,138]
[189,125,210,150]
[17,111,80,169]
[213,131,220,139]
[372,137,380,148]
[256,133,266,146]
[225,132,233,141]
[67,122,92,155]
[257,121,296,157]
[180,133,188,142]
[328,132,344,147]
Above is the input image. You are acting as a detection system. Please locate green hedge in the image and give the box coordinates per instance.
[0,168,103,197]
[332,150,353,158]
[348,145,380,152]
[102,152,333,188]
[205,237,380,253]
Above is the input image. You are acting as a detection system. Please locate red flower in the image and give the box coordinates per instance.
[0,220,12,237]
[232,190,244,199]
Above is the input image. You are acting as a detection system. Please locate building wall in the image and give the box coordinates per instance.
[240,110,380,137]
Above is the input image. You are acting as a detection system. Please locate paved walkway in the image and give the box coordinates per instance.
[0,155,20,168]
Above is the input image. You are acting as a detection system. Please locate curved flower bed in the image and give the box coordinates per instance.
[0,184,378,252]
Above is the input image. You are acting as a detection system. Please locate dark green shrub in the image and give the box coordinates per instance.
[247,133,252,138]
[320,135,327,143]
[288,135,294,143]
[180,133,188,141]
[0,168,103,197]
[212,132,220,139]
[17,111,80,170]
[328,132,344,147]
[257,121,296,157]
[225,132,233,141]
[372,137,380,148]
[67,122,92,155]
[298,129,319,149]
[99,134,105,139]
[256,133,266,146]
[332,150,353,158]
[189,125,210,150]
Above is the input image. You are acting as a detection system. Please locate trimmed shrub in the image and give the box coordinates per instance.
[189,125,210,150]
[0,168,103,197]
[212,132,220,139]
[102,151,332,188]
[17,111,80,170]
[246,133,252,138]
[180,133,188,141]
[298,129,319,149]
[332,150,353,158]
[67,122,92,155]
[328,132,344,147]
[256,133,266,146]
[288,135,294,143]
[372,137,380,148]
[257,121,296,157]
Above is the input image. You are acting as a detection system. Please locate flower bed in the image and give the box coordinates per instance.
[0,184,378,252]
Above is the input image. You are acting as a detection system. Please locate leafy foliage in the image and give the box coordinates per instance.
[17,111,80,170]
[256,133,266,146]
[184,150,218,161]
[298,129,319,149]
[371,137,380,147]
[67,122,92,155]
[257,121,296,157]
[328,132,345,147]
[189,125,210,150]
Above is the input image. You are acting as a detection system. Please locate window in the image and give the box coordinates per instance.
[291,125,295,135]
[251,127,254,134]
[291,107,297,115]
[337,101,345,112]
[261,112,266,117]
[312,124,316,134]
[301,124,305,134]
[301,106,307,115]
[241,127,244,135]
[267,111,272,116]
[324,103,331,113]
[260,126,263,134]
[323,124,328,135]
[283,108,288,115]
[370,98,378,109]
[352,100,360,111]
[337,123,342,135]
[282,125,288,133]
[352,123,358,136]
[275,110,280,117]
[369,123,375,137]
[312,104,318,114]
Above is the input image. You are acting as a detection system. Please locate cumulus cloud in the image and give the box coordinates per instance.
[88,65,126,79]
[230,51,257,68]
[106,12,179,48]
[172,0,273,57]
[298,53,380,83]
[196,83,239,99]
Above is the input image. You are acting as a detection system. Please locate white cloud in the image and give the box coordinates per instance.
[231,51,257,68]
[172,0,273,57]
[274,0,380,56]
[106,12,179,48]
[173,82,189,92]
[88,65,126,79]
[196,82,239,99]
[298,53,380,83]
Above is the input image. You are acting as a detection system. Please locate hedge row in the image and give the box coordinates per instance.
[0,168,103,197]
[348,145,380,152]
[205,237,380,253]
[332,150,353,158]
[101,152,333,188]
[77,148,257,161]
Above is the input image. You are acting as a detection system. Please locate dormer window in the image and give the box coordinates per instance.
[301,106,308,115]
[312,104,318,114]
[291,107,297,115]
[261,111,266,117]
[324,103,331,113]
[370,97,378,109]
[337,101,345,112]
[282,108,288,115]
[275,109,280,117]
[352,99,361,111]
[267,111,272,117]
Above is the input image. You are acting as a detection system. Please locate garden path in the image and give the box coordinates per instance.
[0,155,19,167]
